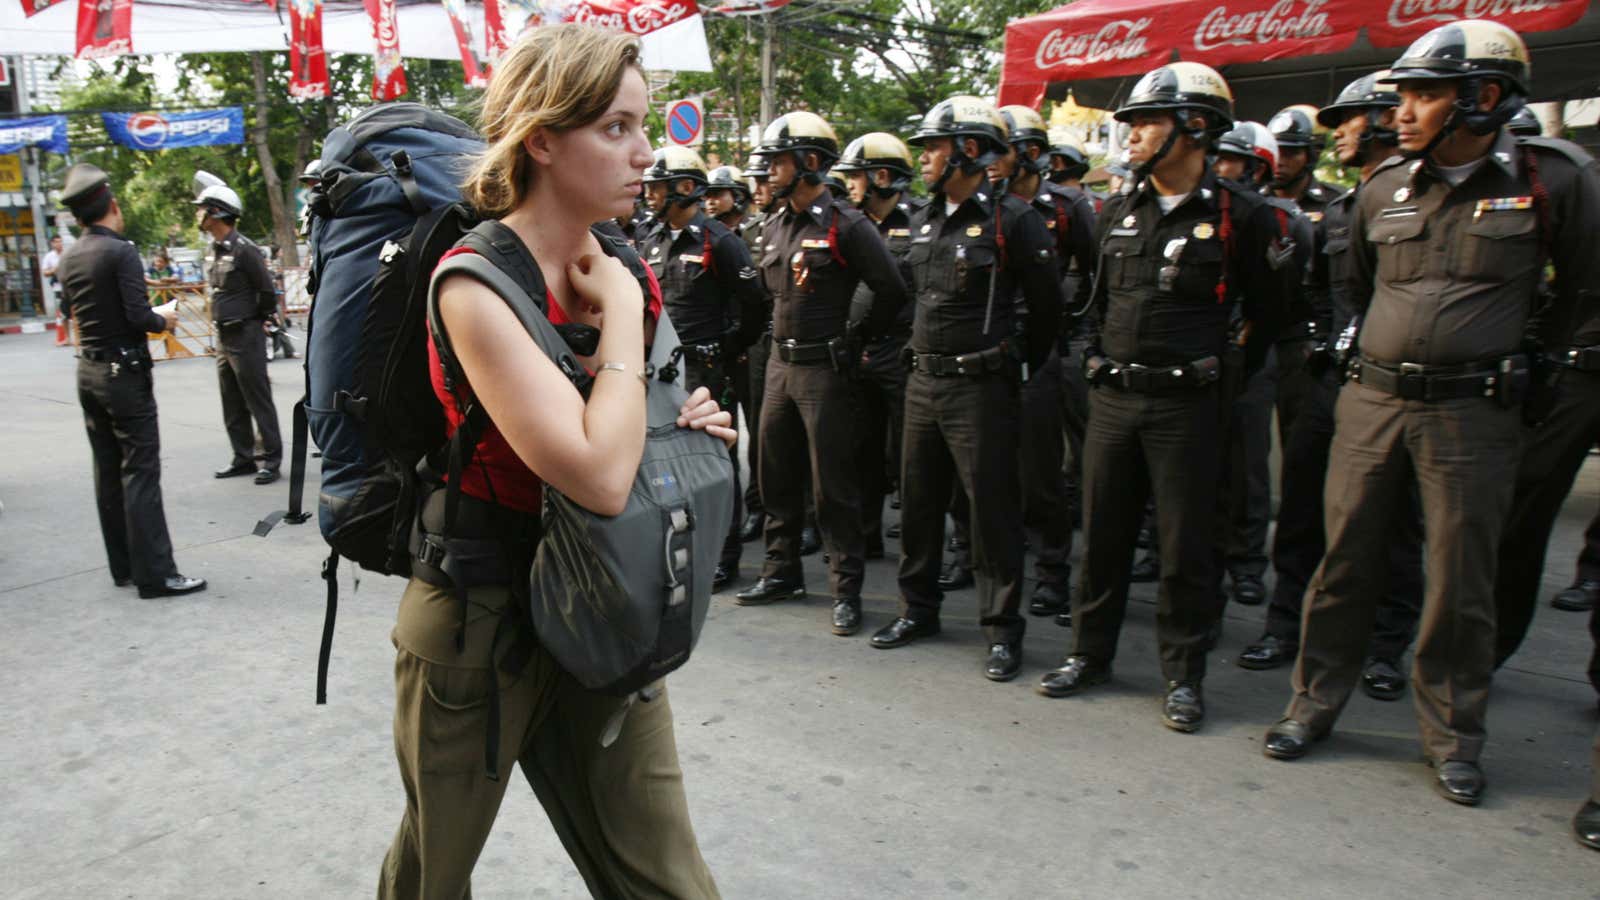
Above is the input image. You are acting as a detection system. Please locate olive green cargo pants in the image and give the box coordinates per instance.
[378,578,721,900]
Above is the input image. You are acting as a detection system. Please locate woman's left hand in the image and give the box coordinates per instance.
[677,386,737,448]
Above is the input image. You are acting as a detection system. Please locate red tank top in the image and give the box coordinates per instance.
[427,246,662,512]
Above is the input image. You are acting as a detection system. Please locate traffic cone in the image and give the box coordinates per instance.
[54,311,68,346]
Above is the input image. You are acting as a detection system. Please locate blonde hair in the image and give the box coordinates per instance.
[464,24,645,218]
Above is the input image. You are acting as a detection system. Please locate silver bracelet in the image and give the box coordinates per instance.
[596,361,648,385]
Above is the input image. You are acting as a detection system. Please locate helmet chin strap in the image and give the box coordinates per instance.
[1403,78,1476,161]
[772,151,822,201]
[1271,164,1310,191]
[1132,123,1182,180]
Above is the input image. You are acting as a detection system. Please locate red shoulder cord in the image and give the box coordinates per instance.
[827,207,848,268]
[1054,196,1070,257]
[994,196,1009,268]
[1521,145,1553,267]
[1215,188,1233,305]
[701,227,717,276]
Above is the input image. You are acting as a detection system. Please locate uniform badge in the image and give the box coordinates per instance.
[1393,186,1411,203]
[1122,215,1136,227]
[887,228,910,238]
[966,225,982,237]
[800,238,831,249]
[1305,211,1324,223]
[1192,222,1214,240]
[649,246,661,256]
[920,224,932,234]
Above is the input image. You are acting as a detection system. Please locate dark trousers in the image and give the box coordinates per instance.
[215,320,282,470]
[946,349,1071,587]
[736,336,770,515]
[1493,369,1600,666]
[1060,335,1090,522]
[686,359,743,570]
[77,358,178,588]
[1267,371,1423,661]
[1274,340,1317,452]
[852,337,907,551]
[1224,347,1277,582]
[897,369,1026,643]
[757,356,863,598]
[1074,382,1223,682]
[1287,383,1522,764]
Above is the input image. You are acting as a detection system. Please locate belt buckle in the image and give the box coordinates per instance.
[953,354,971,376]
[1397,362,1427,400]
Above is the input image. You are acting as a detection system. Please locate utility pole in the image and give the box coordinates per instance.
[759,11,775,128]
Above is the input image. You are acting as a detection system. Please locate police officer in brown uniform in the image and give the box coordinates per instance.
[833,133,924,558]
[1037,64,1293,729]
[734,111,910,637]
[869,96,1062,681]
[57,164,207,600]
[638,147,766,590]
[995,105,1097,618]
[1239,72,1425,702]
[194,171,283,485]
[1264,21,1600,807]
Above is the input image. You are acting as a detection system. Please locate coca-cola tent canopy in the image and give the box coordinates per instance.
[1000,0,1600,122]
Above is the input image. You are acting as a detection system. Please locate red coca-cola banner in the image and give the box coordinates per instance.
[289,0,330,100]
[568,0,698,35]
[366,0,409,100]
[1187,0,1360,67]
[20,0,68,17]
[1000,0,1168,106]
[442,0,489,88]
[1367,0,1589,47]
[75,0,133,58]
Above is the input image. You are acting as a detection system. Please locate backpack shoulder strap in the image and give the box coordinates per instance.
[427,249,590,391]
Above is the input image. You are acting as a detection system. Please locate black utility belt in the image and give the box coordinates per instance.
[677,342,724,366]
[79,345,150,364]
[905,341,1016,378]
[775,336,845,366]
[1350,355,1528,404]
[1097,356,1220,393]
[215,317,261,329]
[1564,346,1600,373]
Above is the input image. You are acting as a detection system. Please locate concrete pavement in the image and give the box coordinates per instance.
[1,330,1597,899]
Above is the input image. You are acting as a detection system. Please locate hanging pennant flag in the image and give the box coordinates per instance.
[484,0,510,69]
[20,0,69,17]
[365,0,408,100]
[75,0,133,59]
[441,0,488,88]
[289,0,330,100]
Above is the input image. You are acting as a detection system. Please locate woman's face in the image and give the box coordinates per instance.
[541,68,654,222]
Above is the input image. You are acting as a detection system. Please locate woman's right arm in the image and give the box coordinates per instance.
[437,253,647,516]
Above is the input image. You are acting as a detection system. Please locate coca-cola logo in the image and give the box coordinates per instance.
[1034,18,1153,71]
[1195,0,1333,51]
[1386,0,1556,29]
[571,0,692,35]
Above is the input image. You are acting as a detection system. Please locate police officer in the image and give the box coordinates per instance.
[1047,140,1091,190]
[1038,63,1293,730]
[1265,21,1600,806]
[734,111,910,638]
[735,154,775,544]
[704,164,752,231]
[833,132,924,558]
[1238,72,1425,702]
[57,164,206,599]
[993,104,1097,618]
[869,96,1062,681]
[194,172,282,485]
[639,147,765,591]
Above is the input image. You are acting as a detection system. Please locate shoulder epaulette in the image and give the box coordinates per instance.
[1517,134,1596,168]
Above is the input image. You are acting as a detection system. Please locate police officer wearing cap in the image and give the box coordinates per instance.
[194,171,283,485]
[1210,123,1312,613]
[1265,21,1600,807]
[57,164,207,599]
[639,146,765,590]
[984,104,1096,619]
[734,153,775,544]
[1238,71,1425,702]
[834,132,925,558]
[869,96,1063,682]
[734,111,910,638]
[1038,63,1293,729]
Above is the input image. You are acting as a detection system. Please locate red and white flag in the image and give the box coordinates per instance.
[289,0,330,100]
[366,0,409,100]
[75,0,132,58]
[441,0,488,88]
[20,0,69,17]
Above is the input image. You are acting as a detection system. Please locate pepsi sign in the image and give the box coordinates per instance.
[101,108,245,151]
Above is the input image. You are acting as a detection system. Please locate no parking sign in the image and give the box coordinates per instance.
[664,97,704,147]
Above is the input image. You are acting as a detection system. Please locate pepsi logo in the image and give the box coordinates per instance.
[124,113,233,149]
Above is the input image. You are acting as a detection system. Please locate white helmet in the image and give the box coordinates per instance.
[1216,121,1279,173]
[192,170,242,220]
